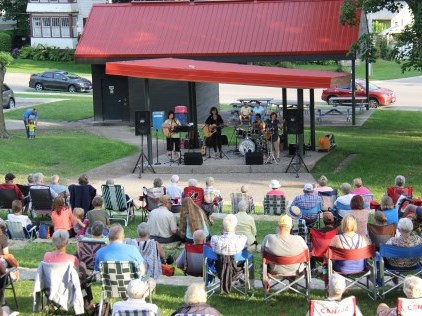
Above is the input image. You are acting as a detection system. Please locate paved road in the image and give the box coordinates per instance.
[5,72,422,109]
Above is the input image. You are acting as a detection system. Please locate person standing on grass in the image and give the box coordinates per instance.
[22,108,38,139]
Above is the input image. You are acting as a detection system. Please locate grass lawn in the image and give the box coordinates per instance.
[7,58,92,76]
[0,130,137,183]
[5,95,93,122]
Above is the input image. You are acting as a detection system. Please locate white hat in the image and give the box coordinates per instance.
[269,180,281,189]
[304,183,314,192]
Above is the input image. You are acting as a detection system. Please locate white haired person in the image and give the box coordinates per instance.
[211,214,247,256]
[235,200,257,248]
[314,175,333,193]
[351,177,371,195]
[171,282,221,316]
[166,175,183,212]
[183,178,205,208]
[307,274,363,316]
[377,276,422,316]
[203,177,223,213]
[112,279,159,316]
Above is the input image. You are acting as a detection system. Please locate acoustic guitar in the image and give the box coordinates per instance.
[163,127,173,138]
[203,124,224,138]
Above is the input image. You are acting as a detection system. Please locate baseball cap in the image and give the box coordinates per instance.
[304,183,314,192]
[277,214,293,227]
[159,194,172,206]
[5,173,15,181]
[289,206,302,219]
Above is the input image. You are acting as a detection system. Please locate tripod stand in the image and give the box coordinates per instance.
[285,133,309,178]
[227,123,240,154]
[132,134,156,178]
[264,137,278,165]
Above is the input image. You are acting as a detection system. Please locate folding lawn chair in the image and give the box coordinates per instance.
[309,296,357,316]
[318,189,337,212]
[102,184,133,226]
[263,194,286,215]
[0,188,19,213]
[29,186,53,217]
[6,220,37,240]
[396,297,422,316]
[309,227,338,270]
[300,203,322,228]
[367,223,396,251]
[77,240,107,271]
[230,192,254,214]
[181,243,206,277]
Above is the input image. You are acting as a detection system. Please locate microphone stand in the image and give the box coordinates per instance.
[154,129,161,165]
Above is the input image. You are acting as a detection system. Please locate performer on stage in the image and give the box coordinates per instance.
[204,107,224,159]
[265,112,284,160]
[238,102,251,125]
[252,113,266,135]
[162,111,181,160]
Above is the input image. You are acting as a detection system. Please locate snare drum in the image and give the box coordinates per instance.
[238,139,256,156]
[235,128,247,138]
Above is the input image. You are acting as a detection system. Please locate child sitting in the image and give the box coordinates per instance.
[73,207,88,237]
[7,200,37,238]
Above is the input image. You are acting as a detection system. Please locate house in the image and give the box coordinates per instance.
[26,0,104,49]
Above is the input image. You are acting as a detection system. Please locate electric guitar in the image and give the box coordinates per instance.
[203,124,224,138]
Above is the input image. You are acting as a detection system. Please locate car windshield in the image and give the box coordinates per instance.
[359,82,380,91]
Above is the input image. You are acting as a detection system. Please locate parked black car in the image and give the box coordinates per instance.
[29,70,92,93]
[2,84,15,109]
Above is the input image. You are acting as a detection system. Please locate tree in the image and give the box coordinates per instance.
[341,0,422,72]
[0,52,13,139]
[0,0,30,37]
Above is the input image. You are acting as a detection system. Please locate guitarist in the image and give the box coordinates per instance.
[204,107,224,159]
[162,111,181,161]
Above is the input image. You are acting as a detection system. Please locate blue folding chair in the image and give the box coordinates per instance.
[202,245,253,299]
[379,243,422,298]
[300,203,322,228]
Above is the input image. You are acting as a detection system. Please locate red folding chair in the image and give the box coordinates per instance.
[326,245,377,300]
[309,296,357,316]
[387,186,413,205]
[309,227,338,264]
[262,249,311,302]
[397,297,422,316]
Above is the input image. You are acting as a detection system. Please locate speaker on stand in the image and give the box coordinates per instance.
[133,111,155,177]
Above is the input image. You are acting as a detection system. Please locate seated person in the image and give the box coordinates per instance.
[313,175,334,193]
[166,174,183,208]
[251,113,265,135]
[240,185,254,211]
[238,102,251,124]
[0,173,25,205]
[290,183,322,211]
[171,282,222,316]
[7,200,36,236]
[387,175,412,205]
[78,221,109,244]
[211,214,247,256]
[380,195,399,226]
[374,211,388,227]
[111,279,158,316]
[51,196,75,238]
[235,200,257,247]
[147,195,180,244]
[288,206,307,243]
[69,174,97,215]
[203,177,223,214]
[85,196,110,232]
[350,195,369,236]
[335,183,355,217]
[183,178,205,208]
[179,197,210,243]
[329,214,370,274]
[125,223,165,279]
[105,178,133,207]
[176,230,206,274]
[262,214,308,276]
[150,178,166,196]
[385,218,422,269]
[351,177,371,195]
[319,211,336,233]
[307,273,363,316]
[266,180,285,196]
[31,172,59,199]
[73,207,88,238]
[50,174,70,198]
[377,276,422,316]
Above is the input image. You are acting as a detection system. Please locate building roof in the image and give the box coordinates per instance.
[76,0,361,62]
[106,58,351,89]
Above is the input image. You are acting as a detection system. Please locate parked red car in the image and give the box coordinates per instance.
[321,79,396,108]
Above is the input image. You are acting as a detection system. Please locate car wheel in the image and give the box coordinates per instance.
[327,96,337,105]
[8,98,15,109]
[369,98,379,108]
[68,85,77,93]
[34,83,44,91]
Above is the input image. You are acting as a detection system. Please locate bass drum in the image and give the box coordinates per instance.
[238,139,256,156]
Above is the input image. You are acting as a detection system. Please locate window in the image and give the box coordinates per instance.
[31,16,74,38]
[42,72,54,79]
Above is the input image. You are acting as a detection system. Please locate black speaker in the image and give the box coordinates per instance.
[184,152,203,165]
[289,143,305,156]
[285,109,304,134]
[135,111,151,135]
[221,135,228,146]
[245,151,263,165]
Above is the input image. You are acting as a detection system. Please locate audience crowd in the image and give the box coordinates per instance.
[1,172,422,315]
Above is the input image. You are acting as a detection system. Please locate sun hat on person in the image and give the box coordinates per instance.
[158,194,172,206]
[278,214,293,227]
[269,180,281,189]
[304,183,314,192]
[289,206,302,219]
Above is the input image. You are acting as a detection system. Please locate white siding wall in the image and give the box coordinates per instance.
[31,37,77,49]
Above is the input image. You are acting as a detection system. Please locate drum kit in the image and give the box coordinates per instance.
[235,125,272,159]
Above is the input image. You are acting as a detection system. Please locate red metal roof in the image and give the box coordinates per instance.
[76,0,361,60]
[106,58,351,89]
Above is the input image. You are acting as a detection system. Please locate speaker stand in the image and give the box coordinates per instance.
[154,129,161,165]
[285,134,309,178]
[132,134,156,178]
[227,123,240,154]
[264,141,278,165]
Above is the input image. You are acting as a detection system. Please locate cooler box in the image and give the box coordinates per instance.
[175,105,188,125]
[152,111,165,130]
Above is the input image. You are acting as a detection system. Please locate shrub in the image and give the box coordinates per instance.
[0,32,12,53]
[17,44,75,62]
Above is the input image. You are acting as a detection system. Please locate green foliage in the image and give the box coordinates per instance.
[0,32,12,53]
[0,51,13,69]
[17,45,75,62]
[375,35,395,60]
[0,0,29,37]
[372,20,388,34]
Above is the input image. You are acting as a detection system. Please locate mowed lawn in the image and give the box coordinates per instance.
[2,108,422,315]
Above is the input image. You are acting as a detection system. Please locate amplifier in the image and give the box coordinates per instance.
[184,152,203,165]
[245,151,263,165]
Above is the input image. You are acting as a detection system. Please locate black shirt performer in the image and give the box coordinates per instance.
[265,112,284,160]
[204,107,224,159]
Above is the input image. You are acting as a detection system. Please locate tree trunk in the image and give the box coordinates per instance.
[0,68,10,139]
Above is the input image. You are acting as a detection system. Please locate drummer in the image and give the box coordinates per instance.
[239,102,251,125]
[265,112,283,160]
[252,113,266,135]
